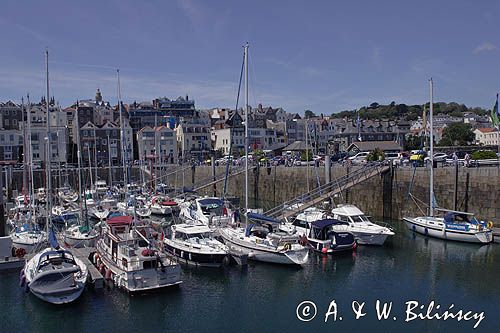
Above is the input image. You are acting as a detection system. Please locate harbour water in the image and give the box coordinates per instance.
[1,219,498,332]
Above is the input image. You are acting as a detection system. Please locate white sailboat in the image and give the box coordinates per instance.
[22,50,88,304]
[219,44,309,265]
[403,79,493,244]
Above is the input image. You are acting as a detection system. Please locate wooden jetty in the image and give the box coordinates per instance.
[72,247,104,289]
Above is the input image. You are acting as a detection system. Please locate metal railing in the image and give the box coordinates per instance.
[264,162,390,219]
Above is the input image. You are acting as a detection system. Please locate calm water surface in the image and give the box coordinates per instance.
[1,220,499,333]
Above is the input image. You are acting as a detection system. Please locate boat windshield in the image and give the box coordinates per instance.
[201,204,222,216]
[351,215,370,223]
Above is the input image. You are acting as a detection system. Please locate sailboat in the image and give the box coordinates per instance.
[62,100,99,247]
[403,79,493,244]
[21,50,88,304]
[10,97,47,255]
[219,44,309,265]
[22,229,88,304]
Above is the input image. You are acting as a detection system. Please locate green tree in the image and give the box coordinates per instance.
[404,135,423,151]
[367,148,385,161]
[300,150,313,161]
[304,110,316,119]
[439,123,474,146]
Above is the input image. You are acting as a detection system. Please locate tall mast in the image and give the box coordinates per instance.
[117,69,127,187]
[27,95,35,216]
[244,43,249,222]
[45,49,52,232]
[108,134,112,187]
[429,78,434,217]
[75,101,83,206]
[21,97,28,196]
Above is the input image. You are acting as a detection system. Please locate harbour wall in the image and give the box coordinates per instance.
[188,165,500,223]
[5,164,500,223]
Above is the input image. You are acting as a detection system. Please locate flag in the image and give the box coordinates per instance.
[492,94,499,128]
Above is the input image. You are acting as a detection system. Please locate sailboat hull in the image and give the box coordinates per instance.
[220,229,308,265]
[404,217,493,244]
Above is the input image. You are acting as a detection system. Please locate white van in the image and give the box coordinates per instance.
[348,151,370,164]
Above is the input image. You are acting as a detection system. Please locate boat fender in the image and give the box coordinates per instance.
[19,274,26,288]
[412,225,416,232]
[321,247,328,254]
[105,268,112,280]
[24,282,30,293]
[11,247,16,257]
[99,264,105,274]
[223,255,230,266]
[93,253,99,264]
[15,248,26,258]
[424,227,428,235]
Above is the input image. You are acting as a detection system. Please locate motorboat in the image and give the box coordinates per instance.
[95,215,182,292]
[403,209,493,244]
[164,224,229,267]
[219,212,309,265]
[305,219,357,254]
[330,205,394,245]
[63,224,99,248]
[95,180,108,194]
[179,197,233,226]
[150,195,178,216]
[58,187,79,203]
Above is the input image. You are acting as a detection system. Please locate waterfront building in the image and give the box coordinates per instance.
[0,100,22,130]
[0,129,22,163]
[474,127,499,146]
[176,121,211,161]
[25,101,69,163]
[137,126,177,164]
[79,120,133,167]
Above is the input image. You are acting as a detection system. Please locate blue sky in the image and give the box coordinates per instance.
[0,0,499,114]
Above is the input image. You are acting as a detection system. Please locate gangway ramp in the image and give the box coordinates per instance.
[264,163,390,219]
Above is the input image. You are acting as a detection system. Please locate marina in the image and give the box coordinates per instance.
[1,1,500,331]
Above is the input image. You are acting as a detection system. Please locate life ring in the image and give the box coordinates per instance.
[283,243,291,251]
[487,221,494,229]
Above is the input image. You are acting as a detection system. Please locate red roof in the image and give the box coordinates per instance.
[476,127,496,133]
[107,215,133,226]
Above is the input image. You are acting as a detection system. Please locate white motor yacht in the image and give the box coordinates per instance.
[164,224,229,267]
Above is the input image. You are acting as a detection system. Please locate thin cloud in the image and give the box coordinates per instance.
[474,42,497,54]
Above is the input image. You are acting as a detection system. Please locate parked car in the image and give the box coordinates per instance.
[331,152,348,162]
[348,151,370,164]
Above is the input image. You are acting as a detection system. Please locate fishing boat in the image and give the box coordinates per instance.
[219,212,309,265]
[330,205,394,245]
[403,79,493,244]
[164,224,229,267]
[95,215,182,292]
[179,197,233,226]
